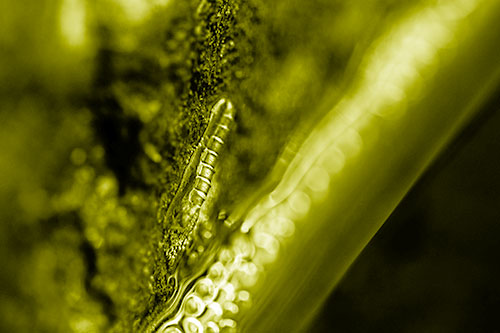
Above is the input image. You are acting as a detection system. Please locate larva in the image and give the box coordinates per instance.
[189,98,235,207]
[163,97,236,276]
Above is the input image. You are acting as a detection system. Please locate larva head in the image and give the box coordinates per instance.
[206,97,236,138]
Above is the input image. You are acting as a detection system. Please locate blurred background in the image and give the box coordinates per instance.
[1,0,499,331]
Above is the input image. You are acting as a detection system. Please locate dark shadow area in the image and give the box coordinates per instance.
[311,89,500,332]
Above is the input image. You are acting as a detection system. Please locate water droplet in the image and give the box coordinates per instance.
[208,262,226,282]
[184,295,205,317]
[319,146,345,175]
[195,278,216,301]
[337,128,362,159]
[231,234,255,259]
[223,302,239,317]
[276,216,295,239]
[304,166,330,194]
[252,233,280,263]
[237,290,250,303]
[219,319,237,332]
[234,262,259,288]
[219,283,236,302]
[182,317,203,333]
[207,302,223,318]
[218,248,234,265]
[206,322,220,333]
[287,191,311,218]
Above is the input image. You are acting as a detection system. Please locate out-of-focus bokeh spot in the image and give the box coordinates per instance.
[59,0,88,48]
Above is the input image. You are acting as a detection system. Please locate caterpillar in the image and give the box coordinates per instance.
[148,98,236,333]
[163,97,236,281]
[188,98,235,208]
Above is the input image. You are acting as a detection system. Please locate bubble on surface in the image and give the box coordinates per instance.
[182,317,203,333]
[206,321,220,333]
[195,278,216,301]
[234,262,259,288]
[276,216,296,239]
[184,295,205,317]
[231,234,255,259]
[374,84,408,119]
[219,319,237,331]
[337,128,362,159]
[222,302,239,317]
[218,248,235,265]
[220,283,236,302]
[236,290,250,303]
[287,190,311,218]
[304,166,330,194]
[240,197,277,234]
[353,0,478,126]
[206,302,223,318]
[252,232,279,254]
[201,229,214,241]
[252,232,280,264]
[319,146,345,175]
[208,262,226,282]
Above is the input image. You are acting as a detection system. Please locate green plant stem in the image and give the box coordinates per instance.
[239,1,500,331]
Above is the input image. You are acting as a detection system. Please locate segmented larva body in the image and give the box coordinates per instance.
[189,98,235,208]
[163,97,236,275]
